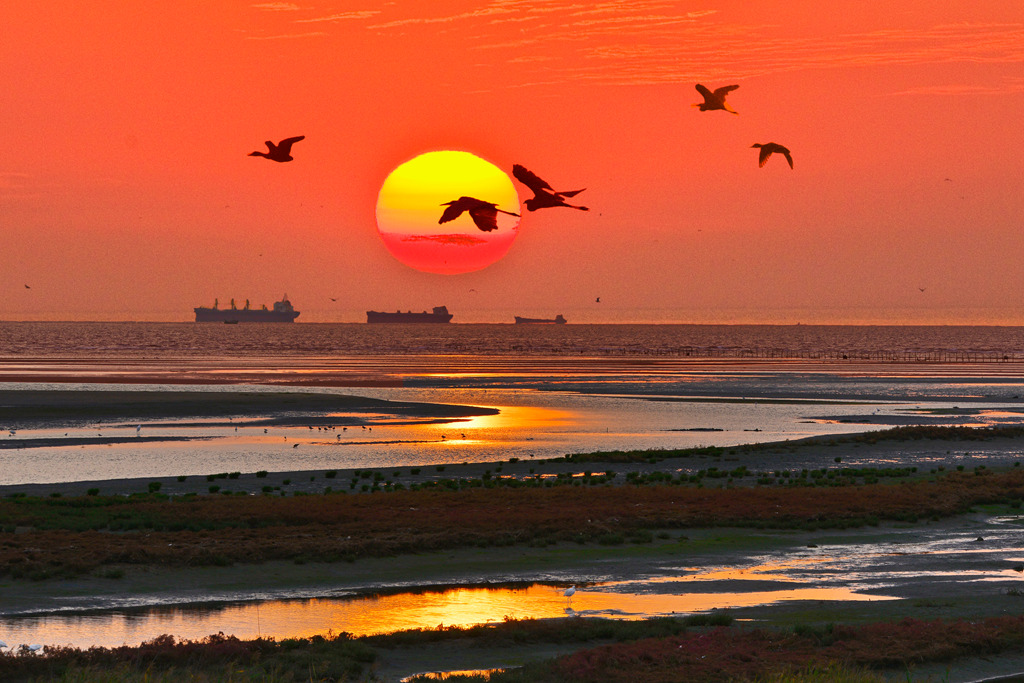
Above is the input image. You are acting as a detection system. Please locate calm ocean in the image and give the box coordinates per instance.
[4,321,1024,360]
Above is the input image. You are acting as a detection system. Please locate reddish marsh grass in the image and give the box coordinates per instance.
[1,469,1022,578]
[544,616,1024,683]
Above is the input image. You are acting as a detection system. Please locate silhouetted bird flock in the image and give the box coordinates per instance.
[247,84,790,237]
[693,83,793,169]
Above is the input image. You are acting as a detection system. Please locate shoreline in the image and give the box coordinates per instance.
[3,428,1023,498]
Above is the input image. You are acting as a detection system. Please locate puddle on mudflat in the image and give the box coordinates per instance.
[3,517,1022,651]
[0,581,894,651]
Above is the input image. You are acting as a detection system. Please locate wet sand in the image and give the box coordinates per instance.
[0,388,497,426]
[3,426,1023,499]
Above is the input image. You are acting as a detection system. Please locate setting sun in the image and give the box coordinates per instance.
[375,151,521,275]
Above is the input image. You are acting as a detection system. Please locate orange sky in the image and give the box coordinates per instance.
[2,1,1023,323]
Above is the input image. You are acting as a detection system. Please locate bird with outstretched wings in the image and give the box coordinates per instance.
[249,135,305,162]
[693,84,739,114]
[752,142,793,169]
[512,164,588,212]
[439,196,520,232]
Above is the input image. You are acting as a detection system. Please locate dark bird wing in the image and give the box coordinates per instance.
[512,164,553,195]
[557,188,586,197]
[758,146,772,167]
[277,136,305,153]
[438,202,467,224]
[695,83,713,100]
[468,207,499,232]
[778,146,793,169]
[713,85,739,97]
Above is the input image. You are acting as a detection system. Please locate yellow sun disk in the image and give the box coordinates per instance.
[377,151,520,235]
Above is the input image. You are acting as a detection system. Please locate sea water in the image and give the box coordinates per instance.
[3,322,1024,485]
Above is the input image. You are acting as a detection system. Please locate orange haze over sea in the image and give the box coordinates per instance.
[2,2,1023,324]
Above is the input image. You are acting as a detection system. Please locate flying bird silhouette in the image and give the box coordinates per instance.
[248,136,305,162]
[694,84,739,114]
[752,142,793,169]
[439,196,520,232]
[512,164,589,212]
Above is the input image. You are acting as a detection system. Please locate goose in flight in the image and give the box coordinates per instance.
[752,142,793,169]
[694,84,739,114]
[249,136,305,162]
[439,196,520,232]
[512,164,588,212]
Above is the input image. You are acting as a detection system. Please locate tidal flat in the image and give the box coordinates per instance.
[2,385,1024,681]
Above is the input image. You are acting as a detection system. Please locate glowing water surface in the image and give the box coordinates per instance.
[0,384,898,486]
[0,581,893,651]
[6,515,1024,651]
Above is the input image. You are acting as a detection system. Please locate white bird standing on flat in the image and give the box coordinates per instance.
[564,585,576,603]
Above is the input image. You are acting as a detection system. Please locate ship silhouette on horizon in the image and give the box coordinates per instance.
[194,296,299,323]
[366,306,453,323]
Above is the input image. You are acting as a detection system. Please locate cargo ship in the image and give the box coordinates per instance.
[515,314,567,324]
[366,306,453,323]
[194,296,299,323]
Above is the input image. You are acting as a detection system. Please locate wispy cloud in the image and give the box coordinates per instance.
[297,11,381,23]
[246,2,1024,88]
[892,79,1024,96]
[245,31,327,39]
[252,2,301,10]
[400,233,489,246]
[492,19,1024,86]
[368,6,516,30]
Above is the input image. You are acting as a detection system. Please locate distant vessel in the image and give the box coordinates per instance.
[515,314,567,324]
[366,306,453,323]
[194,296,299,323]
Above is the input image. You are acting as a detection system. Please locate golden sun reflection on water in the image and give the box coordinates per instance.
[0,581,897,651]
[441,404,577,436]
[191,583,897,643]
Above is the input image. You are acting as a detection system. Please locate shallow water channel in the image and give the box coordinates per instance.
[3,514,1022,651]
